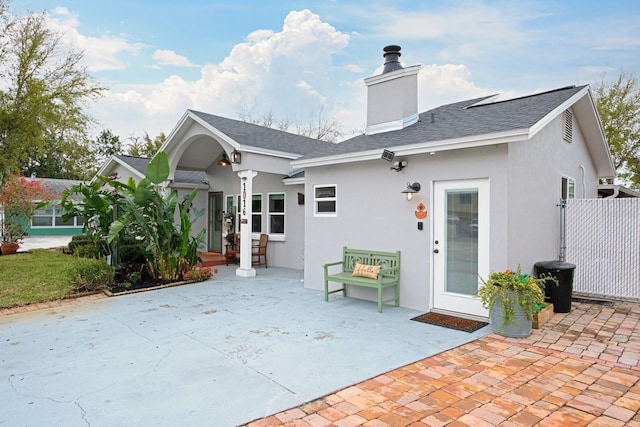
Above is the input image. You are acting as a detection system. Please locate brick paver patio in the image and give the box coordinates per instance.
[245,300,640,426]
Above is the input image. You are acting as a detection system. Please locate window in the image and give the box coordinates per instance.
[314,185,337,216]
[32,205,54,226]
[31,204,83,228]
[252,194,262,233]
[268,193,285,235]
[236,194,242,230]
[562,176,575,201]
[225,195,234,215]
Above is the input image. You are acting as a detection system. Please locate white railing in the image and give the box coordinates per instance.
[565,198,640,300]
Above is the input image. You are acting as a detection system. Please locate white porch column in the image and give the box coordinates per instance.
[236,169,258,277]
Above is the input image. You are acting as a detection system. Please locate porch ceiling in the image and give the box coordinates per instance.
[176,135,223,170]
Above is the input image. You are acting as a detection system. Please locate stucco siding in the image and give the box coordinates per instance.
[304,146,508,312]
[506,110,599,274]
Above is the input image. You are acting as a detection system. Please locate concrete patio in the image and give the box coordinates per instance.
[0,266,490,427]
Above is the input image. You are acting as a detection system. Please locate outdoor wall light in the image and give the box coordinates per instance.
[231,149,241,164]
[218,153,231,167]
[401,182,421,201]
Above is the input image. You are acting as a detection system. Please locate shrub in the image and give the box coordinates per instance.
[71,258,115,293]
[69,234,107,259]
[183,266,213,282]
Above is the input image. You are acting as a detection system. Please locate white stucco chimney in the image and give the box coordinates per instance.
[364,45,421,135]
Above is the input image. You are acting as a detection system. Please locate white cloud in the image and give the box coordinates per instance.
[152,49,197,67]
[44,8,146,72]
[417,64,493,110]
[346,64,365,73]
[92,9,352,138]
[49,7,512,141]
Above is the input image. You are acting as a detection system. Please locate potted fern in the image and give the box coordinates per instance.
[478,266,555,337]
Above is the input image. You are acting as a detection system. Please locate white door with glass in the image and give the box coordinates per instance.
[432,179,489,318]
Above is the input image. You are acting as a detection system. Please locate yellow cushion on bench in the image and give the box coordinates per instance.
[352,263,381,279]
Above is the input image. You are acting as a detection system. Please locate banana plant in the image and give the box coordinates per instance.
[106,152,205,280]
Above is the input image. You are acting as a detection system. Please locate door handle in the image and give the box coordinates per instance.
[433,249,439,254]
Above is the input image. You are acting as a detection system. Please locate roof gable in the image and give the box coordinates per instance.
[187,110,335,157]
[96,154,209,186]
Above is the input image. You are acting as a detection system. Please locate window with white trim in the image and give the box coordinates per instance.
[268,193,285,235]
[32,204,84,228]
[314,185,337,216]
[562,176,575,201]
[252,194,262,233]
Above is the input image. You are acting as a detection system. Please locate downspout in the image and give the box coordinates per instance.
[559,198,566,262]
[579,165,586,198]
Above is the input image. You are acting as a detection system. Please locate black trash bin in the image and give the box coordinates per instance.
[534,261,576,313]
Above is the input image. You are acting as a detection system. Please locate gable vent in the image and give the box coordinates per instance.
[563,109,573,142]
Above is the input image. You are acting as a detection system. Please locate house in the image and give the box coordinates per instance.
[292,45,615,318]
[98,45,615,319]
[96,119,335,277]
[26,178,84,237]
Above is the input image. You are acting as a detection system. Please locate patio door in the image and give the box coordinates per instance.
[208,192,223,253]
[432,179,489,318]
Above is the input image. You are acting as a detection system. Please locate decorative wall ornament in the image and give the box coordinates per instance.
[415,202,427,219]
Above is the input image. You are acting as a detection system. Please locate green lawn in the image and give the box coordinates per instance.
[0,249,102,309]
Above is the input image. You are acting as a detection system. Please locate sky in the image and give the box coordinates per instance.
[10,0,640,143]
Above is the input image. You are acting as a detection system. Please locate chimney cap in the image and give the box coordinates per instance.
[383,45,402,54]
[382,45,403,74]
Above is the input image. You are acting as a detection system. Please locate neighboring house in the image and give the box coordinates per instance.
[26,178,84,236]
[597,184,640,198]
[97,45,615,319]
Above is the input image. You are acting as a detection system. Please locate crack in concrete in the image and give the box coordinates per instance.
[74,400,90,426]
[152,348,173,372]
[8,374,92,426]
[95,310,153,343]
[183,332,305,405]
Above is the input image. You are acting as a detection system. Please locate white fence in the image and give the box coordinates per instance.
[566,198,640,300]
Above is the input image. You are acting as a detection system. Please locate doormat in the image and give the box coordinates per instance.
[411,312,488,333]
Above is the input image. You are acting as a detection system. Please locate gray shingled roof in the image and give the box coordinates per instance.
[26,178,83,201]
[188,110,336,156]
[115,155,208,185]
[299,85,586,159]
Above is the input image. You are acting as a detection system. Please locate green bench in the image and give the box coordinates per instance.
[323,247,401,312]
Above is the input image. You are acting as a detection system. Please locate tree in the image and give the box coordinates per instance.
[94,129,123,165]
[238,106,343,143]
[294,107,343,143]
[0,2,104,181]
[127,132,166,157]
[22,134,94,180]
[1,174,54,244]
[594,71,640,188]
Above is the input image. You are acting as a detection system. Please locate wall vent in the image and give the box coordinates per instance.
[563,109,573,142]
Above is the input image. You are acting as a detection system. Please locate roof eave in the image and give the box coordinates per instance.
[575,88,616,178]
[527,86,614,178]
[292,128,529,168]
[92,155,146,183]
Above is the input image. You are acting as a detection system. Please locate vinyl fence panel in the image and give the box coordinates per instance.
[565,198,640,300]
